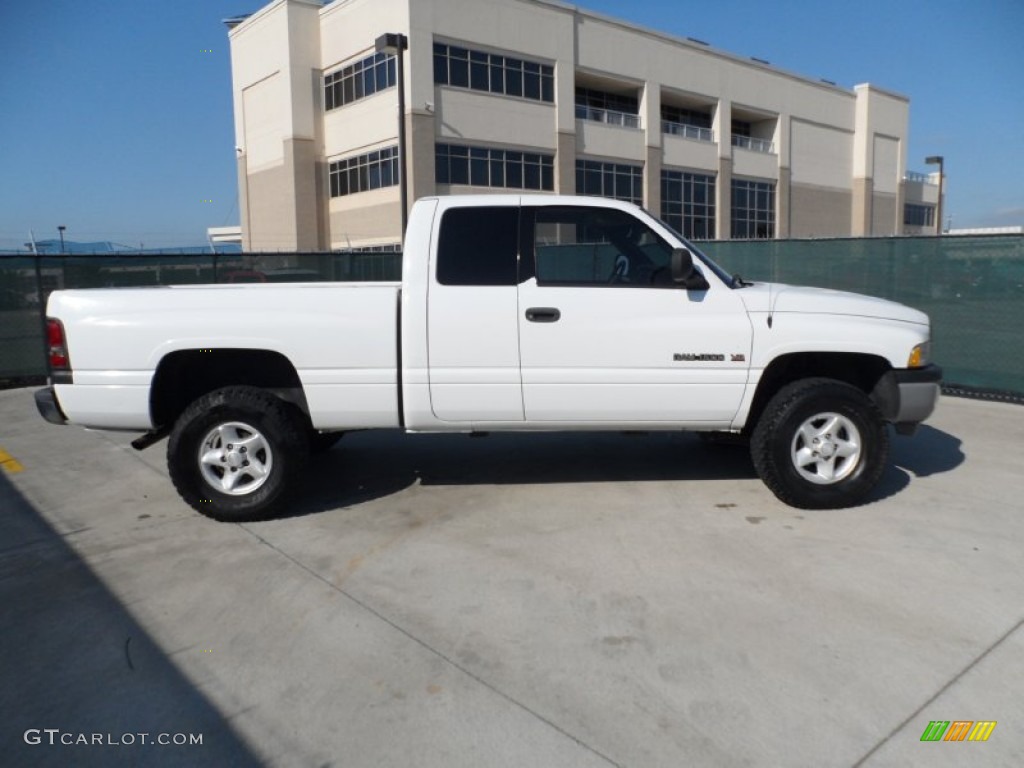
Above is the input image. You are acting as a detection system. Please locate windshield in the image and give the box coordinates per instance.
[641,208,740,288]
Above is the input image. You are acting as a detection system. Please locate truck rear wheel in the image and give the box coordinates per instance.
[751,378,888,509]
[167,386,308,522]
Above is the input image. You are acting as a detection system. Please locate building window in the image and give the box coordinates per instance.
[325,52,397,111]
[329,146,399,198]
[661,170,716,240]
[731,118,775,153]
[433,43,554,103]
[731,119,751,138]
[576,159,643,206]
[575,87,640,128]
[904,203,935,227]
[661,105,714,142]
[344,244,401,253]
[731,179,775,239]
[436,144,554,191]
[662,105,711,129]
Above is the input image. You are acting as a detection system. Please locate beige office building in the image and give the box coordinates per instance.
[227,0,942,251]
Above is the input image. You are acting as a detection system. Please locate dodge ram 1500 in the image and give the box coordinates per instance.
[35,195,941,520]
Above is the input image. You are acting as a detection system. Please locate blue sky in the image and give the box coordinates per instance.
[1,0,1021,249]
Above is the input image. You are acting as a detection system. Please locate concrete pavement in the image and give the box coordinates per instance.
[1,386,1022,767]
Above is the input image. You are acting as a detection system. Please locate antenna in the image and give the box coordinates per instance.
[767,253,780,328]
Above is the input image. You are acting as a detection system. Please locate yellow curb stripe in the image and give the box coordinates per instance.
[0,447,25,473]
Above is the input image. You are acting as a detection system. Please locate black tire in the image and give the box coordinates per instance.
[167,386,308,522]
[750,378,889,509]
[308,430,344,454]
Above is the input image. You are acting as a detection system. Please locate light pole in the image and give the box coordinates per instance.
[925,155,944,235]
[375,32,409,243]
[57,225,66,253]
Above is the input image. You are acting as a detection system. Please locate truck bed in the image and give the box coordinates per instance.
[48,283,402,430]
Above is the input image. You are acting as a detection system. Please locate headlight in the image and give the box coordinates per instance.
[908,341,930,368]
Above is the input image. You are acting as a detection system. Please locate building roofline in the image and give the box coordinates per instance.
[280,0,902,100]
[521,0,859,96]
[853,82,911,103]
[227,0,324,37]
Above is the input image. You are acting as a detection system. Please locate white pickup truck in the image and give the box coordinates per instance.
[35,195,940,520]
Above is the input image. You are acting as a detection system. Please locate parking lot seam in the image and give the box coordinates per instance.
[851,615,1024,766]
[239,523,624,768]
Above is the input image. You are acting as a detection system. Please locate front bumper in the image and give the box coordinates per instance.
[872,364,942,431]
[35,387,68,425]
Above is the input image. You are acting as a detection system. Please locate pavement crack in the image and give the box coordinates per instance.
[851,614,1024,766]
[239,523,624,768]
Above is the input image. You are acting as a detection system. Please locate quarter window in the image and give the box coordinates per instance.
[436,207,520,286]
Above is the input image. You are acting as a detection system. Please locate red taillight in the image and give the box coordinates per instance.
[47,318,70,370]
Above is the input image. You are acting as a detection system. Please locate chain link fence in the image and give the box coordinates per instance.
[2,236,1022,398]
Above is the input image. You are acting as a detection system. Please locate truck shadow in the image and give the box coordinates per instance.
[867,424,965,503]
[288,431,756,518]
[889,424,965,477]
[286,424,965,518]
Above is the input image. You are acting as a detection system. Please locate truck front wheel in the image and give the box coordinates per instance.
[751,378,889,509]
[167,386,308,521]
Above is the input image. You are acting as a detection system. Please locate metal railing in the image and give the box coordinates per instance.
[731,134,775,154]
[575,104,641,129]
[904,171,938,185]
[662,121,714,143]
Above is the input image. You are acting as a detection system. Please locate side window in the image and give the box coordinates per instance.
[436,207,519,286]
[529,207,675,287]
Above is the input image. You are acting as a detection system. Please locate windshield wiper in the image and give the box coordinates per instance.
[732,273,753,288]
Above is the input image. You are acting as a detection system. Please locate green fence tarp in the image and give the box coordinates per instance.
[697,235,1024,396]
[2,238,1022,397]
[0,252,401,381]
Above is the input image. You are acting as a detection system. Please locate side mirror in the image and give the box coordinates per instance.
[671,248,710,291]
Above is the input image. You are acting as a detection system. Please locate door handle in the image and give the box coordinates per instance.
[525,307,561,323]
